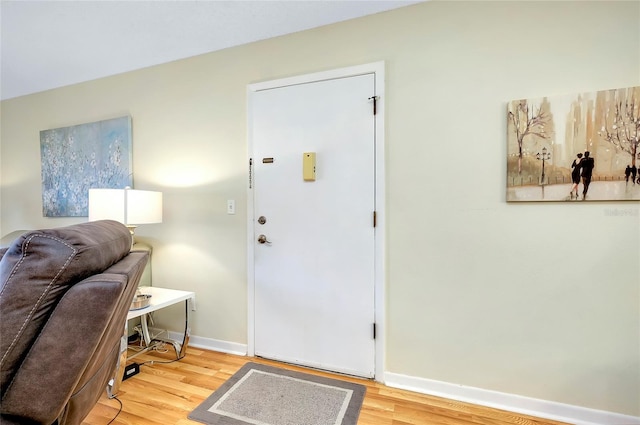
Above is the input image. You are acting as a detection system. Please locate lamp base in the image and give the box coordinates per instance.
[126,225,138,250]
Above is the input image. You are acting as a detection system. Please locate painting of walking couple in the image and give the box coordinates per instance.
[506,85,640,202]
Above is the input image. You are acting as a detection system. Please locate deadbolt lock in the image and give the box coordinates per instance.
[258,216,267,225]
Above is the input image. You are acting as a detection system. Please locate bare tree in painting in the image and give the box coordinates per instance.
[508,100,550,174]
[598,89,639,167]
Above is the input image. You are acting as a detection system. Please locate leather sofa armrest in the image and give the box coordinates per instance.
[0,274,128,424]
[131,241,152,287]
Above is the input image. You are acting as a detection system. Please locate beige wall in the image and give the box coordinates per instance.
[1,1,638,417]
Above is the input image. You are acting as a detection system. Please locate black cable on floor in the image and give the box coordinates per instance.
[106,396,123,425]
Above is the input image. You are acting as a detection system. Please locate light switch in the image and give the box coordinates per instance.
[227,200,235,214]
[303,152,316,181]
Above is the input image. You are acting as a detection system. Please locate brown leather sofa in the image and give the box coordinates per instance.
[0,220,149,425]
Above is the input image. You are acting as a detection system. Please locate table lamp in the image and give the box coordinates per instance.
[88,187,162,247]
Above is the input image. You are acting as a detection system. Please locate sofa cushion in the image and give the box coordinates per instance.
[0,220,131,395]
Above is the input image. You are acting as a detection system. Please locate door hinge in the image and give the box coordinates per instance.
[373,211,377,228]
[373,323,377,339]
[368,96,379,115]
[249,158,253,189]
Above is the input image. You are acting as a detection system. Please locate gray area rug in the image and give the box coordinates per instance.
[188,362,366,425]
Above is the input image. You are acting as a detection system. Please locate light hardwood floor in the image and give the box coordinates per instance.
[83,346,571,425]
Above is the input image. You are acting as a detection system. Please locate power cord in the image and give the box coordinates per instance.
[106,395,123,424]
[128,339,170,356]
[104,351,185,423]
[139,352,185,367]
[128,327,170,354]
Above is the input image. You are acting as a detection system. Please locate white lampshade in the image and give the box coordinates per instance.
[88,187,162,225]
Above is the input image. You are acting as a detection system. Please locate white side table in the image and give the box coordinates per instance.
[128,286,196,358]
[108,286,195,397]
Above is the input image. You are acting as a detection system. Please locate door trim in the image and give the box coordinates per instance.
[246,61,385,381]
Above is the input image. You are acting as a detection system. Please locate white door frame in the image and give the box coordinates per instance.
[246,61,385,381]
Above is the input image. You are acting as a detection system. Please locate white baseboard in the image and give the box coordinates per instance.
[167,330,247,356]
[384,372,640,425]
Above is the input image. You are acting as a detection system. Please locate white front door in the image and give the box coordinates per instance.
[249,69,379,378]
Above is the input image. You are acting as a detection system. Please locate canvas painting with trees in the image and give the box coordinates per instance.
[507,86,640,202]
[40,116,132,217]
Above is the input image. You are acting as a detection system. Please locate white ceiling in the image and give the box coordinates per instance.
[0,0,422,100]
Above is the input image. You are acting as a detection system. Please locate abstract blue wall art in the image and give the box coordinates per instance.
[40,116,133,217]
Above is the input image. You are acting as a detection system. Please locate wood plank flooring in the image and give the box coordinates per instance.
[83,346,571,425]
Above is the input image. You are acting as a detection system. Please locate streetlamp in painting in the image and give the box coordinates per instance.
[536,146,551,185]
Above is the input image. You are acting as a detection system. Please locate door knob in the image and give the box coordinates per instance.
[257,234,272,244]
